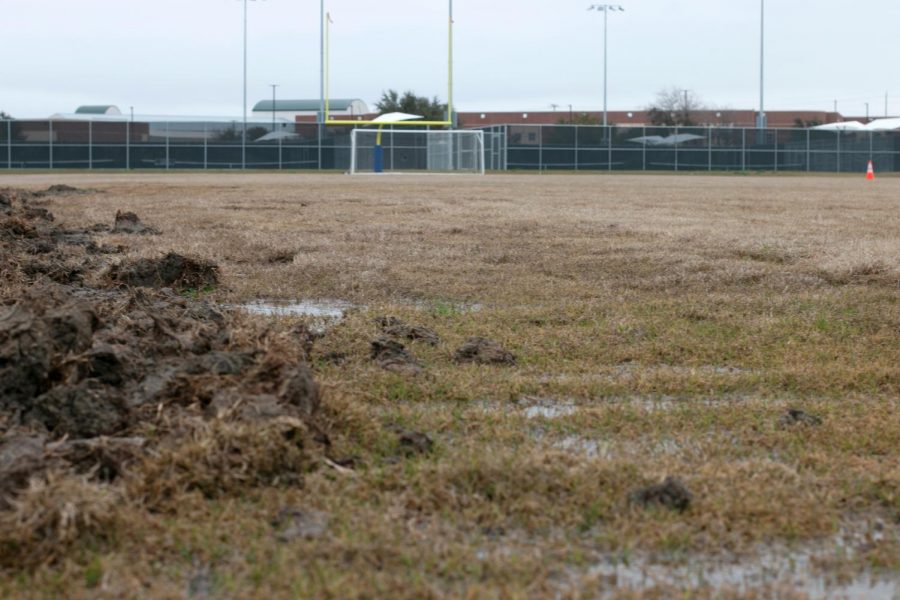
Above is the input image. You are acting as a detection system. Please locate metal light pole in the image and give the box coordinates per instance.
[241,0,266,170]
[757,0,766,129]
[318,0,324,169]
[270,84,279,129]
[588,4,625,128]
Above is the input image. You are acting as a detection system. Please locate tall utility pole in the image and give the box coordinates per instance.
[757,0,766,129]
[448,0,454,127]
[240,0,265,169]
[318,0,324,169]
[270,84,279,130]
[588,4,625,128]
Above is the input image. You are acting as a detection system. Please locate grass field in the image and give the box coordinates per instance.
[1,172,898,598]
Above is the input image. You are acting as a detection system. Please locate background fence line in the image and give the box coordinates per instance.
[2,120,898,173]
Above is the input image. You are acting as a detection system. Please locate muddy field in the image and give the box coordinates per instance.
[0,173,898,598]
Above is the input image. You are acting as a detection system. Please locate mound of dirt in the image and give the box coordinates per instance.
[112,210,160,235]
[453,337,516,366]
[628,476,693,513]
[370,336,423,375]
[107,252,219,289]
[778,408,823,428]
[376,316,440,346]
[0,188,333,568]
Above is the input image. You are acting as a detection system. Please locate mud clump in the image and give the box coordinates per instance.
[107,252,219,290]
[628,476,693,513]
[370,336,423,375]
[377,316,440,346]
[778,408,823,428]
[398,430,434,456]
[454,337,516,366]
[112,210,160,235]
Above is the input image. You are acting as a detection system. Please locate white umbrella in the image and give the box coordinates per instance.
[372,112,424,123]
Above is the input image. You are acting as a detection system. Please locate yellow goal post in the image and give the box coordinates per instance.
[324,2,454,128]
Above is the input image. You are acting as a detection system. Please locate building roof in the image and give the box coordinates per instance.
[75,105,121,115]
[252,99,362,112]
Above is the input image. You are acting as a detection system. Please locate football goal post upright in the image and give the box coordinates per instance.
[350,129,485,175]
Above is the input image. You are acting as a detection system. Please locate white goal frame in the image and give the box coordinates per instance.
[349,129,486,175]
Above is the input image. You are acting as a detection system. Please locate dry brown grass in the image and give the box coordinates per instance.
[0,172,898,598]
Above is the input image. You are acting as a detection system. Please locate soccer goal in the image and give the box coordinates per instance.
[349,129,485,175]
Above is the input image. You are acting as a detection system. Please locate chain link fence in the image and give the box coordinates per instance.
[2,120,898,173]
[481,124,900,173]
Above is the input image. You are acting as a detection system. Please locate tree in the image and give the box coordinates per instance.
[557,112,600,126]
[0,111,11,120]
[646,87,706,126]
[375,90,447,122]
[793,118,822,129]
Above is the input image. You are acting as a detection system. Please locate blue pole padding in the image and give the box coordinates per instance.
[373,144,384,173]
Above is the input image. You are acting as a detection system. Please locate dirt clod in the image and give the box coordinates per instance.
[778,408,823,428]
[398,430,434,456]
[107,252,219,289]
[453,337,516,366]
[628,476,693,513]
[271,508,330,542]
[377,316,440,346]
[113,210,160,235]
[370,336,423,375]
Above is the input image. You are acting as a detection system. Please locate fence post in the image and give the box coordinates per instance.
[806,128,810,172]
[674,126,679,172]
[708,127,712,171]
[6,121,11,170]
[607,126,612,172]
[574,125,579,171]
[538,126,543,173]
[836,130,841,173]
[88,121,93,170]
[49,120,54,169]
[203,123,208,170]
[126,120,130,170]
[741,128,746,171]
[774,129,778,172]
[165,122,170,170]
[642,126,646,171]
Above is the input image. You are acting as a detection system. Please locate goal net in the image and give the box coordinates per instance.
[349,129,485,175]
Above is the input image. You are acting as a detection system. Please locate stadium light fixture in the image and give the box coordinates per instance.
[587,4,625,128]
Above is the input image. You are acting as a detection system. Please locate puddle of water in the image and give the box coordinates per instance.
[520,396,578,419]
[550,435,686,459]
[544,364,753,386]
[586,550,896,599]
[237,299,355,318]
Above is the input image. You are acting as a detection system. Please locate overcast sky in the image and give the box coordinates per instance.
[3,0,898,118]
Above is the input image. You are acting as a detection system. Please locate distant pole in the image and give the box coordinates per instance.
[588,5,625,129]
[318,0,324,168]
[865,102,870,123]
[886,92,889,117]
[834,100,838,114]
[757,0,766,129]
[568,104,573,123]
[243,0,247,168]
[270,84,279,129]
[448,0,454,127]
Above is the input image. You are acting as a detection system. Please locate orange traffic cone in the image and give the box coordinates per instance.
[866,160,875,181]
